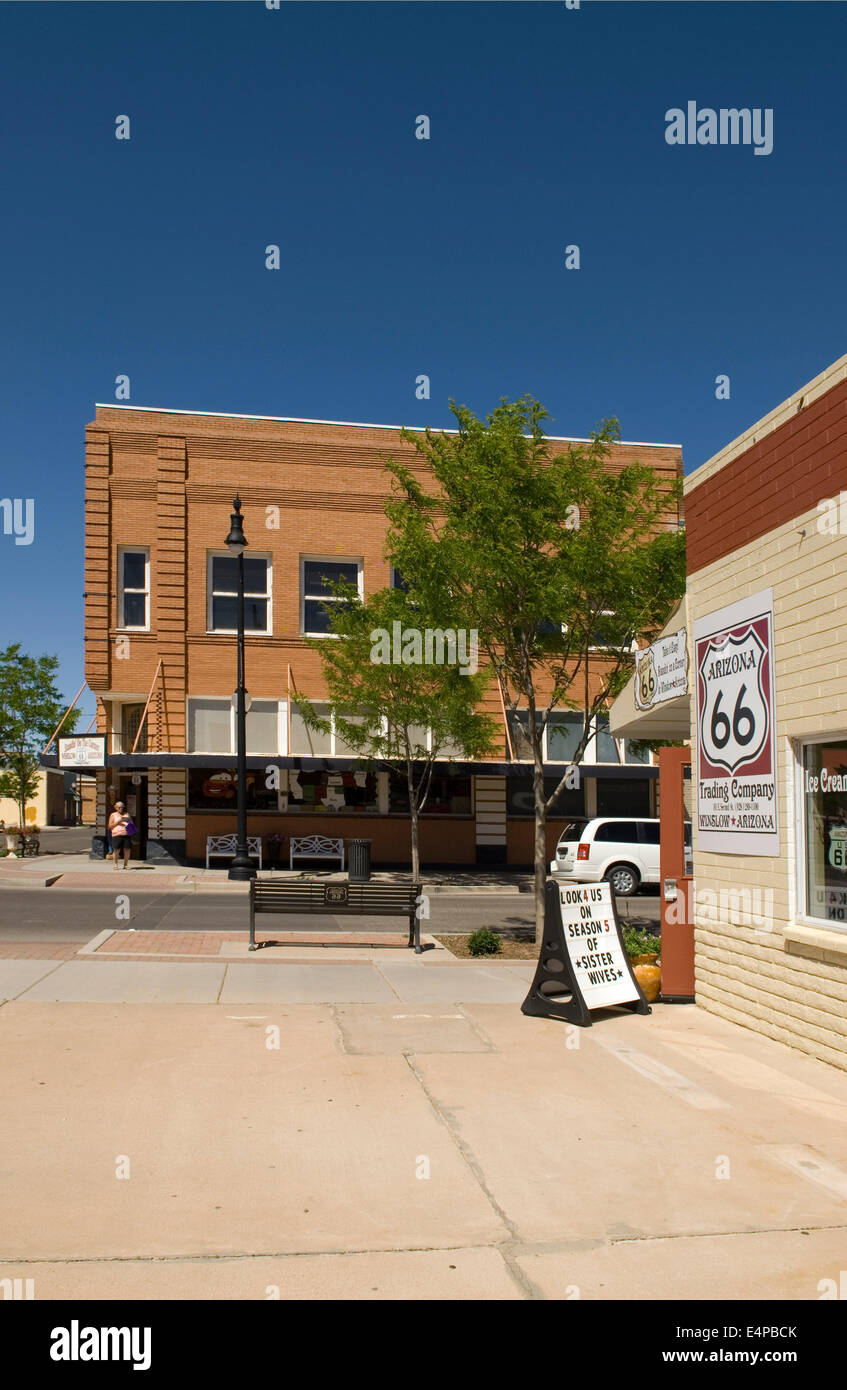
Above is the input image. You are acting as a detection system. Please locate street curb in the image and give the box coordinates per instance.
[77,929,116,955]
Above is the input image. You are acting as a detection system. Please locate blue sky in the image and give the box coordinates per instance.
[1,0,845,719]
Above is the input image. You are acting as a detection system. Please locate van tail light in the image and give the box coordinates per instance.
[576,843,590,861]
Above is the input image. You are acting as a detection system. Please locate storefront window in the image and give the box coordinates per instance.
[389,773,472,815]
[188,768,280,811]
[506,776,585,819]
[803,741,847,927]
[287,768,378,813]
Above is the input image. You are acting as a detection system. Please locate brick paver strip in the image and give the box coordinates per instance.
[96,930,413,955]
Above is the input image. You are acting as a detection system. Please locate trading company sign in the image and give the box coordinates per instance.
[634,628,689,710]
[58,735,106,768]
[693,589,778,855]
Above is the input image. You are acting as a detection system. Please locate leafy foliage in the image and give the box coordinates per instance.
[622,926,662,959]
[0,644,79,826]
[302,582,497,879]
[467,928,502,957]
[383,395,686,935]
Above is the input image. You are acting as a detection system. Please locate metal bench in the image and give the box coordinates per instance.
[248,879,429,952]
[206,834,263,869]
[289,835,345,871]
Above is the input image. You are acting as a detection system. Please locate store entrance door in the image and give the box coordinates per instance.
[119,774,148,861]
[659,746,695,1002]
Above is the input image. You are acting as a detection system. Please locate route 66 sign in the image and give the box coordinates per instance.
[697,625,769,774]
[694,589,778,856]
[828,827,847,874]
[636,649,657,707]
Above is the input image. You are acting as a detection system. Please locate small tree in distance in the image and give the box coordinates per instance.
[302,583,497,881]
[385,396,686,940]
[0,644,80,832]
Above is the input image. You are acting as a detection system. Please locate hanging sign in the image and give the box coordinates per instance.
[58,735,106,768]
[635,628,689,710]
[693,588,779,855]
[522,880,651,1027]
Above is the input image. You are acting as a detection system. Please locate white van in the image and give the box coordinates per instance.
[549,817,692,896]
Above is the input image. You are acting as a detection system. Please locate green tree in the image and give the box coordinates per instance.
[302,582,496,881]
[0,645,80,832]
[385,396,686,939]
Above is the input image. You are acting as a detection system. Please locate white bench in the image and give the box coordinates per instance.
[206,834,263,869]
[290,835,345,870]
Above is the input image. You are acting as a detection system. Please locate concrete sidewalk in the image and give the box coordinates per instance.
[0,853,533,894]
[1,988,846,1300]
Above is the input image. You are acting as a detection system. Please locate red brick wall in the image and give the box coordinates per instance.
[686,375,847,574]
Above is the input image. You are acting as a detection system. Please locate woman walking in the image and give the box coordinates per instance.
[108,801,133,869]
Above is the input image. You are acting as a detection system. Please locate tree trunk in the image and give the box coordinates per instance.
[407,758,421,882]
[533,761,547,944]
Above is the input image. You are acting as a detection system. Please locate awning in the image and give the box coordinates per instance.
[610,597,692,741]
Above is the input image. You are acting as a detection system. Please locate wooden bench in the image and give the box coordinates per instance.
[206,834,263,869]
[289,835,345,871]
[248,879,429,953]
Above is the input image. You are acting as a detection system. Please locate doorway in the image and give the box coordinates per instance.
[118,775,148,860]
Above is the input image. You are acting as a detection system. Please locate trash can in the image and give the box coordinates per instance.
[348,839,372,883]
[90,834,109,860]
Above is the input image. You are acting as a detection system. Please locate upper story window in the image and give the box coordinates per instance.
[207,553,271,633]
[301,557,362,635]
[118,548,149,630]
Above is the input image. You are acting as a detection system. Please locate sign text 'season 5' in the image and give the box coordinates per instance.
[693,588,779,856]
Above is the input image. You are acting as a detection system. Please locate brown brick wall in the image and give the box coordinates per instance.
[85,406,683,744]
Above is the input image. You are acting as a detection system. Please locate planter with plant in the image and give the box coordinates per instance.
[623,926,662,1002]
[467,928,502,958]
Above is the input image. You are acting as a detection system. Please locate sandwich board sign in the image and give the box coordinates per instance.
[522,879,651,1027]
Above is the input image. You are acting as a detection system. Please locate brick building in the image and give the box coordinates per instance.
[613,350,847,1072]
[77,404,682,868]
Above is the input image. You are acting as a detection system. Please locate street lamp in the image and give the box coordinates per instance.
[225,497,256,881]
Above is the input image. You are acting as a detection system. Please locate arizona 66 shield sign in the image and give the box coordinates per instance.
[693,588,779,855]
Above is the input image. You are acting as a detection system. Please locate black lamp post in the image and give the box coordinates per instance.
[225,497,256,881]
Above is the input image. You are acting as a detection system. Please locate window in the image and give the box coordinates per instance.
[301,557,362,635]
[506,776,585,819]
[591,716,621,764]
[594,821,641,843]
[121,703,148,754]
[390,567,409,592]
[246,701,281,756]
[208,554,270,633]
[187,768,280,812]
[286,769,378,814]
[640,822,661,845]
[802,739,847,929]
[188,698,281,755]
[596,779,652,817]
[547,712,584,762]
[388,772,472,816]
[118,548,149,629]
[289,701,333,755]
[188,699,233,754]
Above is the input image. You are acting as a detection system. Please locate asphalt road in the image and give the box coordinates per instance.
[0,886,659,941]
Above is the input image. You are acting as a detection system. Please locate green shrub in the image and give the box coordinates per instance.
[467,928,502,957]
[622,926,662,959]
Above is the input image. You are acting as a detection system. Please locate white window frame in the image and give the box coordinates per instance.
[186,696,284,757]
[300,555,363,637]
[117,547,150,631]
[794,730,847,936]
[206,551,272,636]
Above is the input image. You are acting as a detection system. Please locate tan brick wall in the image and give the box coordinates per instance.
[688,498,847,1070]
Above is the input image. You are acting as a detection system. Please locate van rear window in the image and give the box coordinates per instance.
[558,820,588,842]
